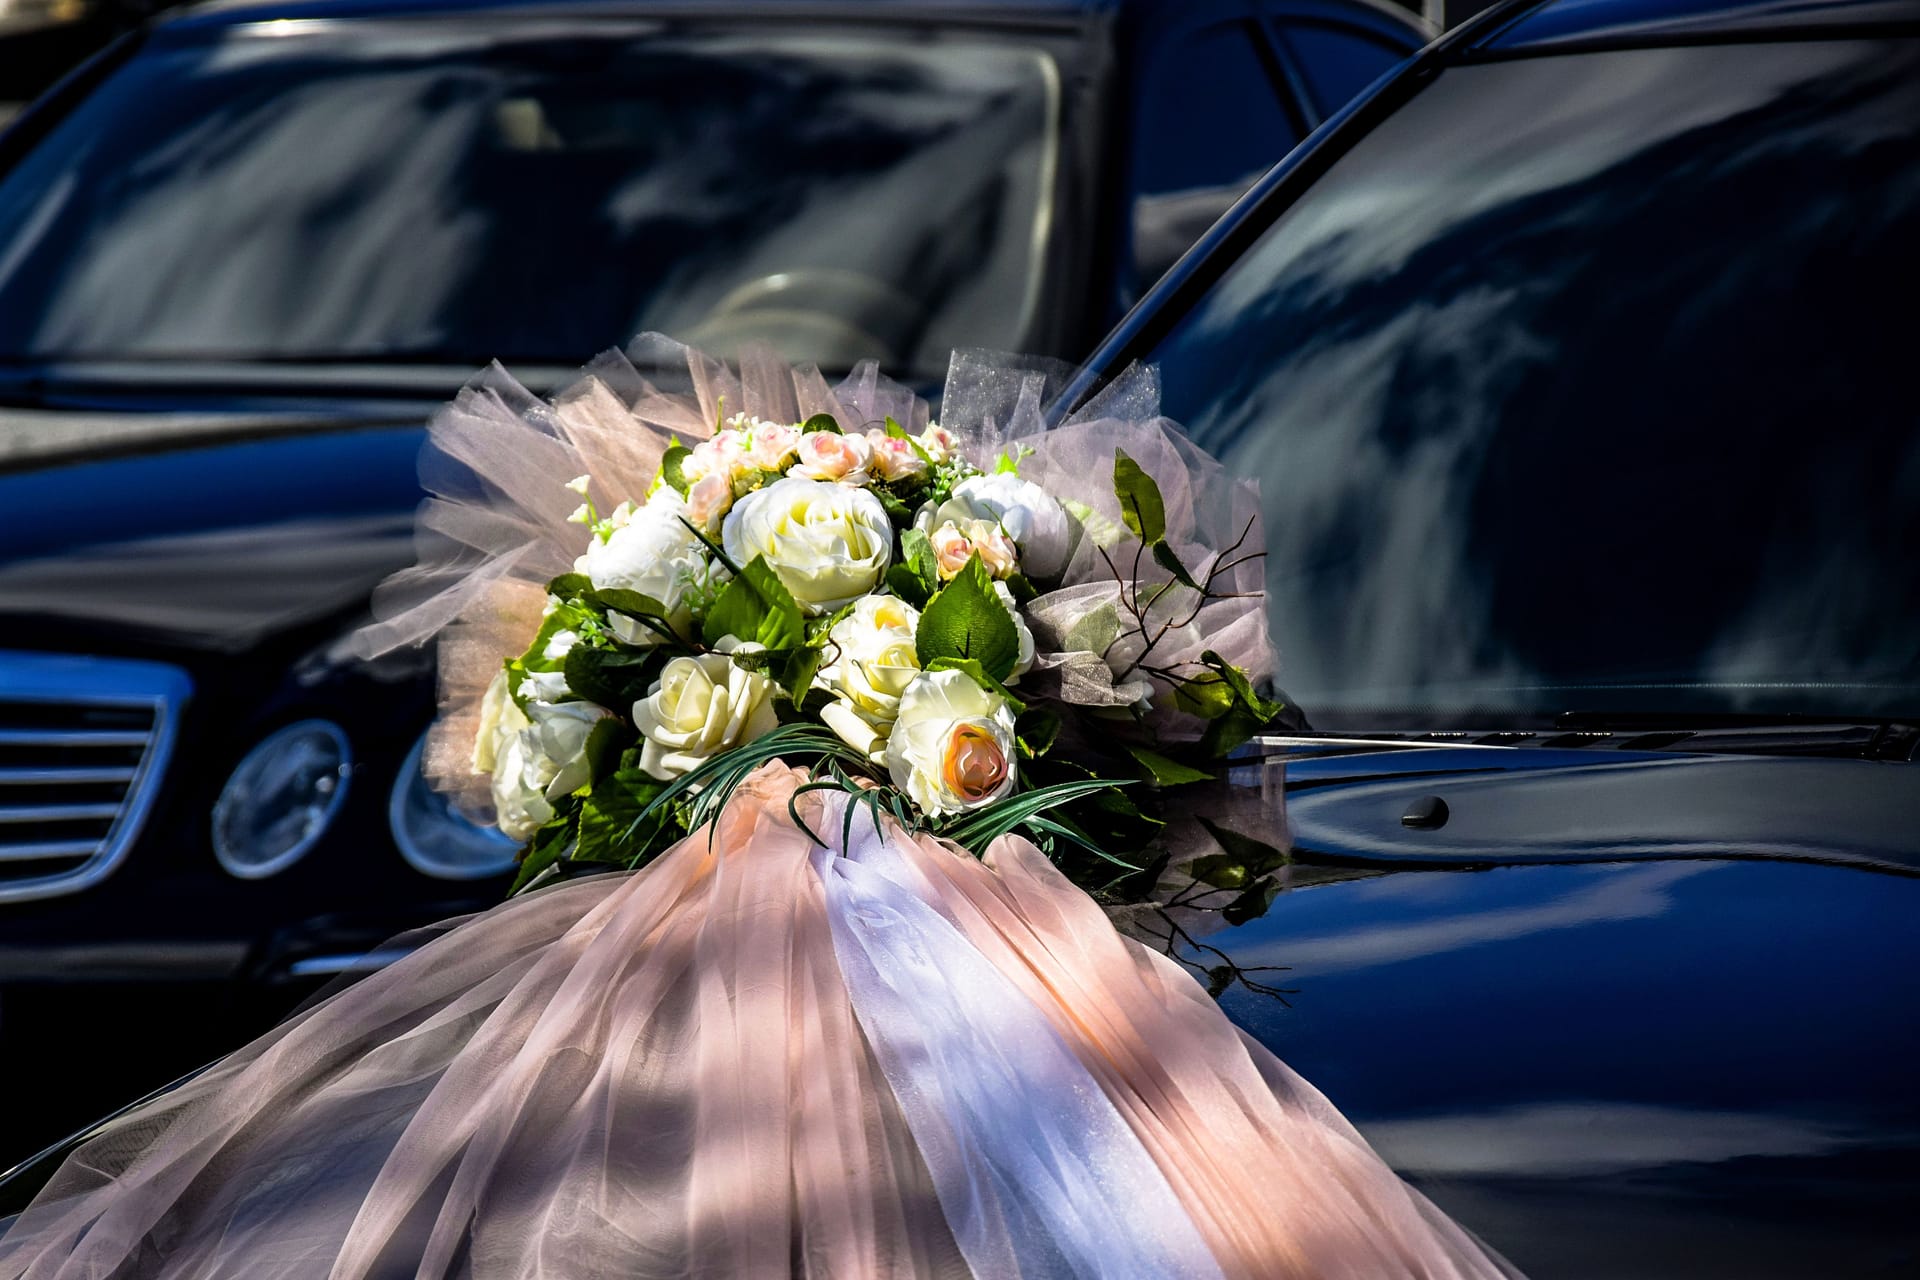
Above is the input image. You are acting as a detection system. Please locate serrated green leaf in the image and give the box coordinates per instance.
[1112,449,1166,544]
[885,528,939,607]
[546,572,593,600]
[590,587,672,622]
[801,413,841,435]
[564,645,662,714]
[580,715,629,790]
[702,556,804,650]
[509,811,578,895]
[579,768,672,863]
[658,439,693,495]
[1015,706,1061,759]
[1150,539,1199,589]
[1126,744,1214,786]
[914,554,1020,682]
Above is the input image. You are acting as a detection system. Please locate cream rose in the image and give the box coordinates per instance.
[580,491,708,644]
[630,642,780,779]
[790,430,874,485]
[924,474,1072,579]
[476,674,613,840]
[721,476,894,614]
[817,594,921,763]
[886,669,1018,816]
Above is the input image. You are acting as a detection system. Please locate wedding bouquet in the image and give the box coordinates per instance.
[461,357,1285,900]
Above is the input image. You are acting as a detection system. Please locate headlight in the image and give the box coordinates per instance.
[212,720,352,878]
[389,728,518,879]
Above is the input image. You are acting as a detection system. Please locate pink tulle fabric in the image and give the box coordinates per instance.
[0,767,1516,1280]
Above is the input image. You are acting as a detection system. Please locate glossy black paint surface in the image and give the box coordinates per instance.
[1143,37,1920,726]
[1206,853,1920,1277]
[1072,0,1920,1270]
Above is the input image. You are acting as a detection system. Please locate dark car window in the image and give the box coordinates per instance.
[0,22,1062,380]
[1130,20,1299,298]
[1272,21,1405,120]
[1143,38,1920,725]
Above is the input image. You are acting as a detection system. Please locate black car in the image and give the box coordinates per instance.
[1050,0,1917,1273]
[0,0,1425,1159]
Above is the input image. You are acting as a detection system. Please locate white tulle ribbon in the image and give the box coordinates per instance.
[809,799,1224,1280]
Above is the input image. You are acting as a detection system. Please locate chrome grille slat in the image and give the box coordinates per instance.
[0,767,140,784]
[0,803,126,823]
[0,729,153,747]
[0,652,191,903]
[0,840,106,862]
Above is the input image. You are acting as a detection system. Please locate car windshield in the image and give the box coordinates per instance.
[1143,37,1920,726]
[0,20,1062,381]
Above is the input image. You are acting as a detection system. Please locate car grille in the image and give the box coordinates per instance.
[0,651,191,904]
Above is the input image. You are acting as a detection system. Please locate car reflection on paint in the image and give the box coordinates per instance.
[1064,0,1920,1271]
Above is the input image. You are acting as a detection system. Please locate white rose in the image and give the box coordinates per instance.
[886,669,1018,817]
[817,594,921,762]
[923,474,1072,580]
[581,491,708,644]
[721,477,894,615]
[630,640,780,779]
[484,692,612,840]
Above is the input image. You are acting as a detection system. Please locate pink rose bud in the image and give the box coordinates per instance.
[929,521,975,580]
[918,424,960,463]
[686,471,733,534]
[865,430,930,482]
[792,430,874,483]
[966,519,1020,578]
[749,422,800,470]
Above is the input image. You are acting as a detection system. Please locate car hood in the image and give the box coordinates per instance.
[0,406,429,654]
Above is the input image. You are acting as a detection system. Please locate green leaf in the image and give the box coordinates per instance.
[1015,706,1061,759]
[873,486,914,525]
[591,587,672,622]
[1126,744,1214,786]
[915,554,1020,682]
[580,715,629,790]
[885,528,939,607]
[658,439,693,495]
[730,644,828,703]
[1112,448,1166,544]
[1003,572,1039,606]
[925,656,1025,715]
[1222,879,1283,927]
[578,768,673,863]
[545,572,593,600]
[885,416,938,468]
[703,555,804,650]
[509,811,578,895]
[1150,539,1200,589]
[1199,650,1286,722]
[564,644,662,714]
[801,413,841,435]
[1186,815,1291,889]
[1174,673,1236,720]
[942,777,1135,857]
